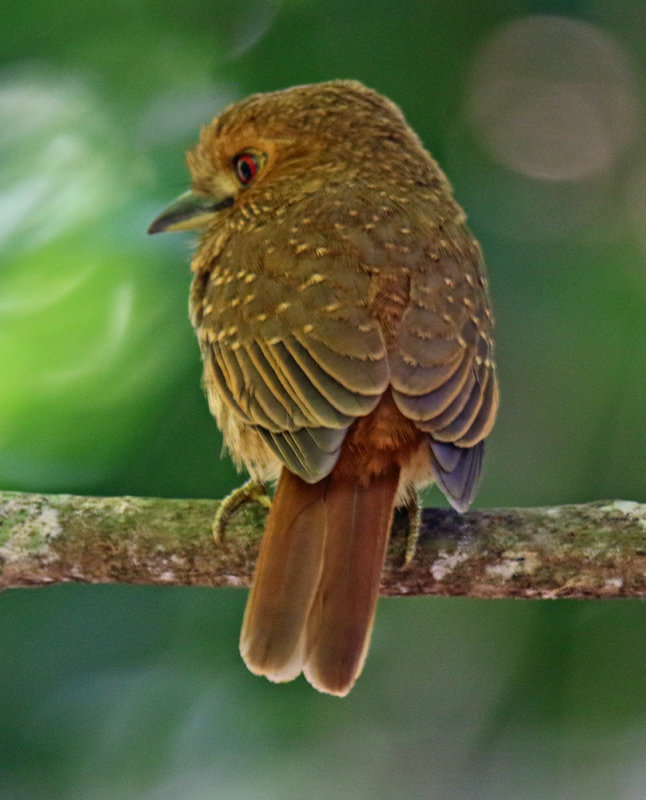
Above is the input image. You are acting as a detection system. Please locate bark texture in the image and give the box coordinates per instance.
[1,491,645,597]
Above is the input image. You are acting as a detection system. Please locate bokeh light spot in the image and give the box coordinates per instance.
[466,16,638,182]
[0,66,194,490]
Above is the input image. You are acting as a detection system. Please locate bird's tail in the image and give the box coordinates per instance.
[239,465,399,696]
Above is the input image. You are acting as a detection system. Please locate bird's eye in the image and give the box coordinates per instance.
[233,152,260,185]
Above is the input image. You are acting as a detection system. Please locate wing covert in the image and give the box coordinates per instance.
[198,235,390,482]
[390,241,498,507]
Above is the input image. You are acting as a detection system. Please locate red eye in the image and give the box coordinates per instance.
[234,153,260,185]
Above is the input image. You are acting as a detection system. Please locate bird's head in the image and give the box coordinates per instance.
[148,80,422,236]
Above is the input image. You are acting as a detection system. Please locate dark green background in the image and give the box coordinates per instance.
[2,1,646,798]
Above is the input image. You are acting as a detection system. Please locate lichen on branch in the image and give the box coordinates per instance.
[1,491,645,597]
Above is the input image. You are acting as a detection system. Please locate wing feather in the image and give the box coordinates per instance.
[283,337,384,418]
[258,427,346,483]
[198,219,497,494]
[294,331,389,395]
[455,365,499,447]
[206,346,252,424]
[390,247,498,509]
[392,348,472,423]
[429,439,484,512]
[432,366,487,442]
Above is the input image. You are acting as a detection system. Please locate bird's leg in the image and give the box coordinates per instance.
[213,478,272,544]
[403,490,422,568]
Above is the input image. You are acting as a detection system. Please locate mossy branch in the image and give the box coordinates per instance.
[1,491,646,597]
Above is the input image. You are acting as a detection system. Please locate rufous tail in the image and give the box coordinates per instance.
[239,465,400,696]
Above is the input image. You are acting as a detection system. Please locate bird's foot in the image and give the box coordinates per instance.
[212,479,271,544]
[403,491,422,568]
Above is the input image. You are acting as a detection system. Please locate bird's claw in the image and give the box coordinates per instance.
[213,479,271,544]
[403,492,422,568]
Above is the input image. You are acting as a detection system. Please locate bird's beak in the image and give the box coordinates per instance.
[147,190,234,234]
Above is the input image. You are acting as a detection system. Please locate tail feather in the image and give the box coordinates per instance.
[239,466,399,695]
[303,470,399,695]
[240,471,329,682]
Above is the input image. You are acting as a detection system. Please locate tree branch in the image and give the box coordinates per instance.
[1,491,645,597]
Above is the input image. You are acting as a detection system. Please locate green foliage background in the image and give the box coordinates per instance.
[2,1,646,797]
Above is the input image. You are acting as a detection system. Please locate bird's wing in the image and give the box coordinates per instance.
[198,241,390,482]
[389,239,499,510]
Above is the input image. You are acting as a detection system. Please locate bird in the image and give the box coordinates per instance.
[148,80,498,696]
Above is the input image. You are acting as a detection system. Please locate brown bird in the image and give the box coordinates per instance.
[148,80,498,696]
